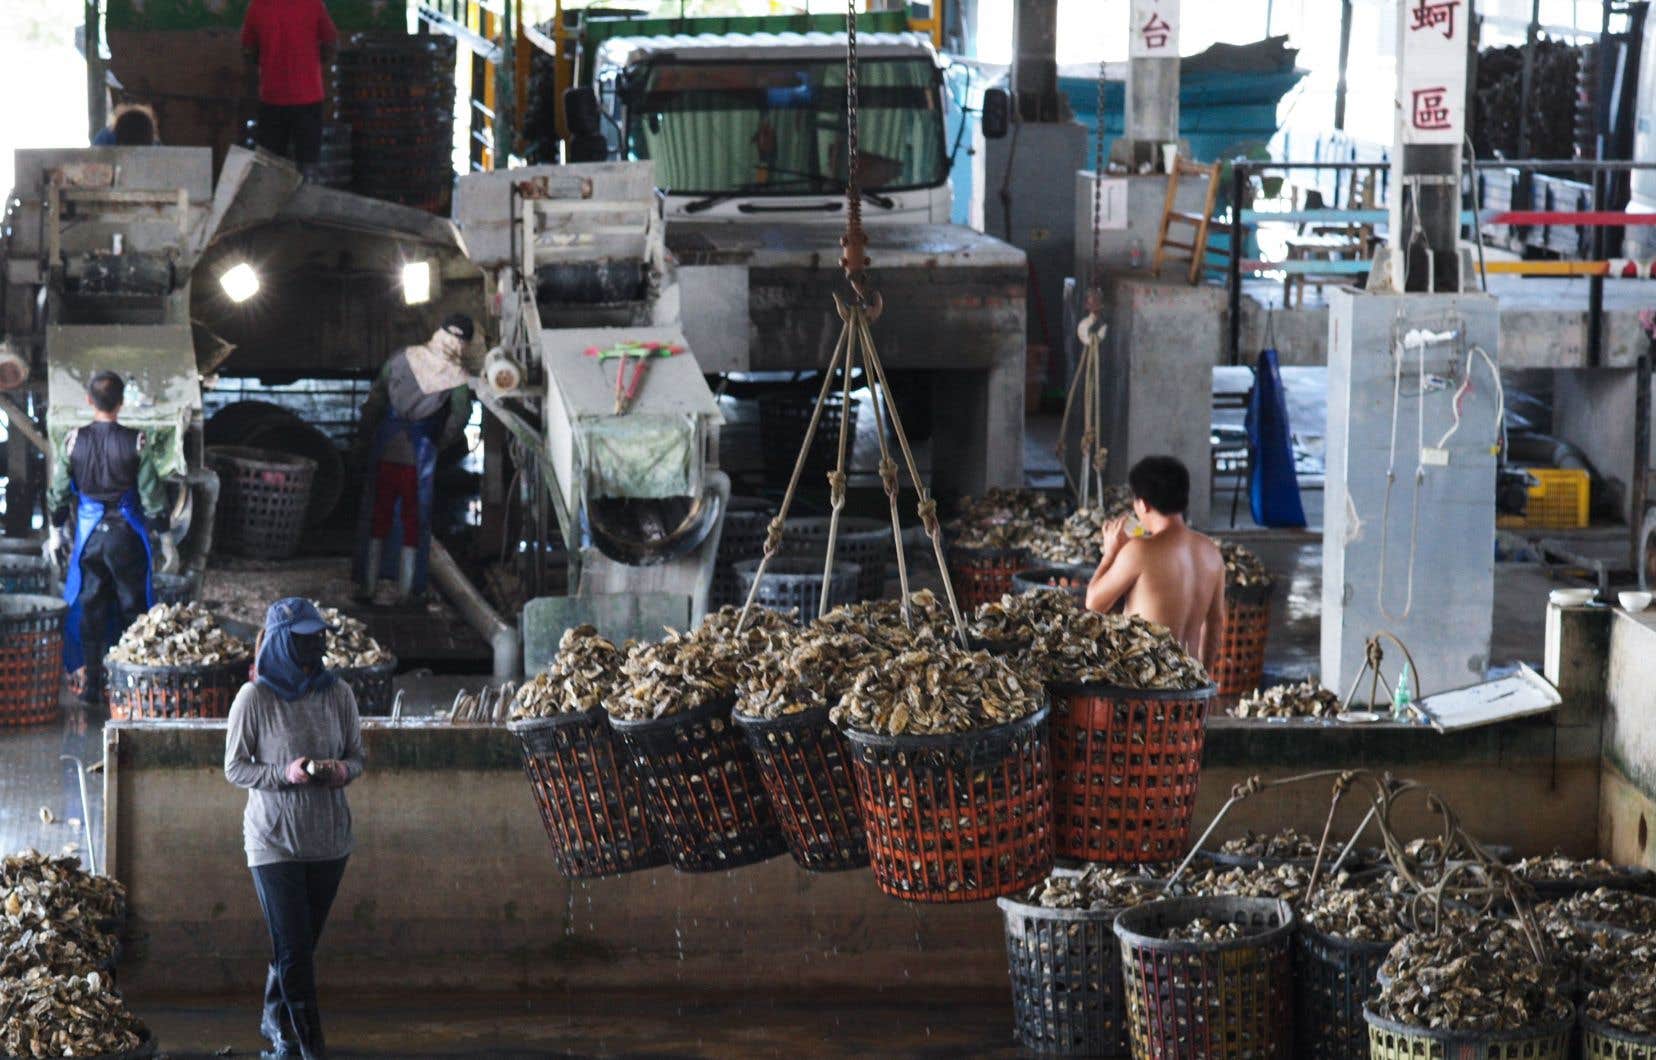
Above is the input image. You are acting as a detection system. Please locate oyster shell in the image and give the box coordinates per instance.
[829,642,1041,736]
[1023,866,1161,912]
[1304,871,1411,943]
[511,626,626,719]
[971,591,1208,690]
[1218,541,1272,590]
[1374,911,1569,1031]
[1218,827,1338,862]
[0,968,147,1058]
[1158,917,1248,943]
[608,606,794,722]
[314,605,392,669]
[1227,679,1341,719]
[107,602,250,667]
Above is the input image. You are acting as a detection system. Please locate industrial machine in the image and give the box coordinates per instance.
[455,161,729,619]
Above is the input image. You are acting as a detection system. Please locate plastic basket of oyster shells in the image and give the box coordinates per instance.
[507,626,665,878]
[1294,870,1411,1060]
[971,591,1213,865]
[834,638,1052,903]
[1580,932,1656,1057]
[1113,896,1295,1059]
[1365,907,1575,1057]
[314,604,398,715]
[1212,542,1273,700]
[997,865,1164,1057]
[1509,851,1656,899]
[103,603,252,721]
[604,606,793,873]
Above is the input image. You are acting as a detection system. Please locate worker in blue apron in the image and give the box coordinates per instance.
[353,314,473,604]
[44,371,178,702]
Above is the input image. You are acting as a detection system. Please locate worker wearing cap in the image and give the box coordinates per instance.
[45,371,179,701]
[225,596,363,1060]
[352,314,474,604]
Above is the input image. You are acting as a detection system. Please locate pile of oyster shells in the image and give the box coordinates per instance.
[1585,958,1656,1035]
[608,606,795,722]
[1511,852,1634,883]
[1158,918,1248,944]
[0,968,147,1058]
[315,605,393,670]
[831,643,1042,737]
[810,590,954,652]
[1178,863,1312,904]
[0,852,146,1056]
[734,625,884,721]
[1024,866,1161,912]
[511,626,627,720]
[1026,498,1133,566]
[1218,541,1272,590]
[947,488,1072,551]
[1550,886,1656,932]
[106,602,250,667]
[1227,679,1342,720]
[970,591,1208,690]
[1374,912,1570,1031]
[1217,827,1332,862]
[1303,871,1411,943]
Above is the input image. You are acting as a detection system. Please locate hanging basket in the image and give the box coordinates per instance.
[733,558,860,626]
[610,697,788,872]
[1213,582,1271,701]
[0,554,54,595]
[1583,1017,1656,1060]
[1010,565,1091,602]
[0,595,66,727]
[332,656,398,716]
[948,545,1032,611]
[104,656,247,720]
[1047,681,1214,864]
[713,496,777,608]
[1363,1003,1574,1060]
[844,707,1054,903]
[734,705,868,872]
[998,891,1136,1056]
[1293,924,1392,1060]
[508,708,664,878]
[206,446,316,560]
[1115,896,1295,1059]
[778,516,894,601]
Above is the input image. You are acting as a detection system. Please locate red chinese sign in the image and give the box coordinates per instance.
[1398,0,1464,144]
[1410,87,1452,131]
[1129,0,1179,59]
[1409,0,1461,40]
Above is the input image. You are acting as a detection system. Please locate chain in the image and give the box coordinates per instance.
[840,0,871,303]
[1090,56,1106,287]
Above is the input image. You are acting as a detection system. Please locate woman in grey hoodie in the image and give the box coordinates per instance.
[224,597,364,1060]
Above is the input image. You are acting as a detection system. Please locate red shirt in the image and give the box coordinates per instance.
[241,0,339,106]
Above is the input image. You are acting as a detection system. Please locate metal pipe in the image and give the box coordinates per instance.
[1228,160,1244,365]
[1590,169,1606,367]
[1635,351,1652,574]
[428,537,521,681]
[1517,0,1541,159]
[1333,0,1353,130]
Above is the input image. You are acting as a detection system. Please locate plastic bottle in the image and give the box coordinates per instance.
[1391,664,1414,722]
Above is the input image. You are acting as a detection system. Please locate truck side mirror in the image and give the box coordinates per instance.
[564,86,602,138]
[981,88,1010,140]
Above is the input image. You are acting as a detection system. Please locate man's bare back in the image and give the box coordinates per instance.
[1084,516,1227,668]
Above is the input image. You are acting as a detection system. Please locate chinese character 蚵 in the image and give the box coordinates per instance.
[1409,0,1460,40]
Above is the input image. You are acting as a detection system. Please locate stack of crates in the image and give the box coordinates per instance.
[1496,467,1591,530]
[334,33,458,214]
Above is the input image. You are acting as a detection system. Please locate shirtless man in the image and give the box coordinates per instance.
[1084,456,1226,668]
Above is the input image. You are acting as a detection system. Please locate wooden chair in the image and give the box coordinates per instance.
[1150,158,1224,286]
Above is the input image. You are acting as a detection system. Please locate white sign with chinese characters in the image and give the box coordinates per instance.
[1129,0,1180,59]
[1396,0,1467,145]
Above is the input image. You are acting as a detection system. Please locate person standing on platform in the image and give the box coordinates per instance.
[1084,455,1226,668]
[45,371,177,702]
[241,0,338,168]
[353,313,474,604]
[224,597,363,1060]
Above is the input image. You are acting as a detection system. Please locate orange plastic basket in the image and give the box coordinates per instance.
[1213,584,1271,701]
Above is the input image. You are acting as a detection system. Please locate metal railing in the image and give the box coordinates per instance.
[1225,158,1656,366]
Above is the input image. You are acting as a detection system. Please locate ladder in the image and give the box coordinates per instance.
[1150,158,1223,285]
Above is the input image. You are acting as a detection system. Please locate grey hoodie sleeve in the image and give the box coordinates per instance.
[224,684,291,792]
[336,684,365,783]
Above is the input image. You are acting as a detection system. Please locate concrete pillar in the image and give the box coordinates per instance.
[1125,58,1179,146]
[1322,288,1499,700]
[1011,0,1062,122]
[1552,367,1656,525]
[1113,0,1182,170]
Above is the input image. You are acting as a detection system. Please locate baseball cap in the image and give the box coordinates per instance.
[265,597,336,635]
[442,313,474,342]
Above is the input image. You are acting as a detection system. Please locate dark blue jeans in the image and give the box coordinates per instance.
[250,856,348,1059]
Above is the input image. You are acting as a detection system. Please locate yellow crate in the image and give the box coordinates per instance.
[1496,467,1591,530]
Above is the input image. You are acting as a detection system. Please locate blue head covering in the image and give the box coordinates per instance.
[255,598,339,702]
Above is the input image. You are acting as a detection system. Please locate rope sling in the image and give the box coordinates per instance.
[736,0,969,646]
[1055,58,1109,506]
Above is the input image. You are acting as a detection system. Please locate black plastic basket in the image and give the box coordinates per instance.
[105,656,247,721]
[733,558,859,625]
[610,696,788,872]
[1583,1017,1656,1059]
[509,709,664,878]
[845,708,1054,902]
[712,496,777,608]
[1294,924,1392,1060]
[1517,867,1656,899]
[206,446,316,559]
[0,554,53,594]
[333,656,397,716]
[733,705,868,872]
[1364,1002,1574,1059]
[1010,565,1092,602]
[0,594,67,727]
[998,894,1132,1056]
[778,516,894,601]
[1115,896,1295,1059]
[758,391,860,488]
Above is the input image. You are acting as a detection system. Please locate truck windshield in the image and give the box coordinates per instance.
[621,56,948,197]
